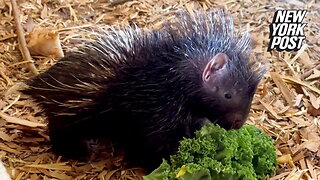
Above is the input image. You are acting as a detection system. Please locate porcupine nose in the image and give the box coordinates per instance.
[232,113,245,129]
[220,113,245,130]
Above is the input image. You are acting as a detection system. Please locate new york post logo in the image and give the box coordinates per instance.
[268,10,307,52]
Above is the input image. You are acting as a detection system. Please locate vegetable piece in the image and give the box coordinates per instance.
[144,123,277,180]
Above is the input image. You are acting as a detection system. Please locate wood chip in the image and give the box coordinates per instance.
[0,112,46,127]
[270,72,294,106]
[259,99,282,119]
[24,163,72,171]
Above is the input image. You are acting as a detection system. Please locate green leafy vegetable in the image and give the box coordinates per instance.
[143,123,277,180]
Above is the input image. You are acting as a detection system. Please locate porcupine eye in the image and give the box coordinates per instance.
[224,93,232,99]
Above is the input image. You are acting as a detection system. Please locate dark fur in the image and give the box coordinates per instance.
[21,10,265,170]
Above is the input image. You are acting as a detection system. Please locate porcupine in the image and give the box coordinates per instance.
[21,9,265,170]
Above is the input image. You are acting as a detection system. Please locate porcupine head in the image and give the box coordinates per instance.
[180,10,266,130]
[196,53,259,130]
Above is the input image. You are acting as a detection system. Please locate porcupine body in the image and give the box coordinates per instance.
[22,10,265,170]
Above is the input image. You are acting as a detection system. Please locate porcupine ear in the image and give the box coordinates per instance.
[202,53,229,82]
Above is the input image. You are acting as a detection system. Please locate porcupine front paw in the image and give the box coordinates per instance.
[50,130,90,160]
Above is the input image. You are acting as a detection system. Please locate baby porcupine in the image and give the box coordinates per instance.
[22,9,265,170]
